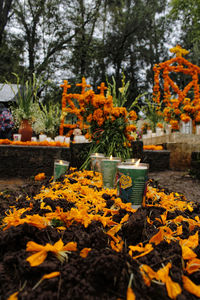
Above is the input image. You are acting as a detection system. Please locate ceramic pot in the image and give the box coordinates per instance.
[18,119,33,141]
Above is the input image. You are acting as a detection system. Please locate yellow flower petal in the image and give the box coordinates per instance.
[26,241,45,252]
[140,265,157,287]
[149,229,163,245]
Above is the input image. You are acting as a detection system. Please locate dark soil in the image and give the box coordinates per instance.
[0,172,200,299]
[1,169,199,202]
[149,170,200,202]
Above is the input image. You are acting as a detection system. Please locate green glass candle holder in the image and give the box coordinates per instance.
[53,159,69,181]
[101,157,121,189]
[117,163,149,209]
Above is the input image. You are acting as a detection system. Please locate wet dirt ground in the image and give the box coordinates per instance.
[148,170,200,202]
[0,170,199,202]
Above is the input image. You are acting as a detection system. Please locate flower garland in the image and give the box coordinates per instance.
[143,145,163,151]
[0,139,69,147]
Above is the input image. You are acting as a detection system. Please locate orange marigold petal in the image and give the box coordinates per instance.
[26,250,47,267]
[26,241,45,252]
[149,229,163,245]
[185,258,200,274]
[7,291,19,300]
[63,241,77,252]
[53,239,64,252]
[126,287,136,300]
[182,275,200,298]
[42,272,60,280]
[165,276,182,300]
[80,248,91,258]
[181,246,197,260]
[140,265,157,286]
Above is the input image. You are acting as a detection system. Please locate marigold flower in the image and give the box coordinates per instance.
[34,173,45,181]
[26,239,77,266]
[129,110,137,121]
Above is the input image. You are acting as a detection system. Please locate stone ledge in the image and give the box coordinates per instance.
[0,145,71,178]
[143,150,170,172]
[0,144,170,178]
[143,132,200,145]
[190,151,200,179]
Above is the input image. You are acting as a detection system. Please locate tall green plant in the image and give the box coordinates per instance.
[106,72,141,111]
[32,101,61,137]
[141,96,163,132]
[8,73,42,126]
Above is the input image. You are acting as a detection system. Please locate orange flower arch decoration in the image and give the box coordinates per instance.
[153,45,200,126]
[153,46,200,105]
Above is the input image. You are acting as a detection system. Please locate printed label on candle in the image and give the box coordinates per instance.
[101,160,120,189]
[90,153,105,172]
[117,166,148,206]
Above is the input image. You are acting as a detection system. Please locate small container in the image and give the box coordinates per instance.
[117,162,149,209]
[39,134,47,142]
[13,134,21,141]
[53,159,70,181]
[90,153,105,172]
[31,137,37,142]
[101,156,121,189]
[55,135,65,143]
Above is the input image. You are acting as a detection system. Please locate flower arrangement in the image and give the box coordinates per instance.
[141,122,150,134]
[59,77,139,166]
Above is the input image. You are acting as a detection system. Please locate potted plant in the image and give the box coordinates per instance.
[8,73,42,141]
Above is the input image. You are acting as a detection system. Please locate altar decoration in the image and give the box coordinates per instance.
[59,77,138,161]
[153,45,200,132]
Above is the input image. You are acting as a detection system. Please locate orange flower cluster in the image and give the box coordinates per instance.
[59,77,137,143]
[153,47,200,127]
[34,173,45,181]
[156,122,163,128]
[0,139,69,147]
[143,145,163,151]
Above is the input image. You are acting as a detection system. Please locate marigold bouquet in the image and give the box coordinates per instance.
[75,90,138,165]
